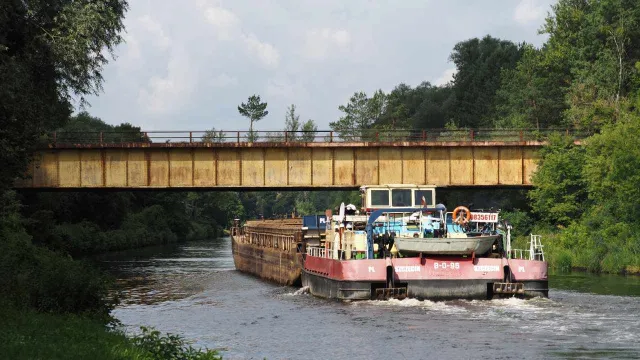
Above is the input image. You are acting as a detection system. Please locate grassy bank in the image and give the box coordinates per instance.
[0,305,221,360]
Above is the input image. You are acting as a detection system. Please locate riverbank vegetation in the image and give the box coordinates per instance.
[1,1,224,358]
[0,305,221,360]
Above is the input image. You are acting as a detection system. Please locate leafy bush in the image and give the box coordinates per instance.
[0,229,114,316]
[0,191,114,316]
[553,250,573,273]
[0,306,223,360]
[131,327,222,360]
[500,209,533,237]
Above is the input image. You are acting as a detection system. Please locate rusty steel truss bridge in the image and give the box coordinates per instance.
[14,128,586,190]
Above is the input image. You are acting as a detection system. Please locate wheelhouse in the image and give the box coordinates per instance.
[360,184,437,213]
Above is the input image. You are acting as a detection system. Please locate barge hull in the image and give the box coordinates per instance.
[302,270,549,300]
[232,236,302,286]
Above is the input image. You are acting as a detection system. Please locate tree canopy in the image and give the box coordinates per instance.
[237,94,268,142]
[1,0,128,195]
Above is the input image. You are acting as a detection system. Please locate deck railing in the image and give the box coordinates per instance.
[41,128,590,147]
[510,235,545,261]
[306,247,328,258]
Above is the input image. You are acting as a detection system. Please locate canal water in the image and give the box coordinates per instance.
[99,238,640,360]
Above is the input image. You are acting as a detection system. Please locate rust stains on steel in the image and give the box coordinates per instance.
[232,218,304,286]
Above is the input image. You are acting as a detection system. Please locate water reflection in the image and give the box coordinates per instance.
[550,271,640,297]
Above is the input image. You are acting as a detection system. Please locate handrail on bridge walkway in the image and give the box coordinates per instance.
[42,128,589,148]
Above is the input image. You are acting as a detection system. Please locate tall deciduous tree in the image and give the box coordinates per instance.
[0,0,128,196]
[283,104,300,141]
[330,90,386,140]
[494,45,567,129]
[449,35,524,127]
[237,95,268,142]
[528,134,588,227]
[540,0,640,130]
[372,82,455,130]
[300,119,318,142]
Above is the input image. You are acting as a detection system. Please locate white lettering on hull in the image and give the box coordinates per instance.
[395,265,421,273]
[473,265,500,272]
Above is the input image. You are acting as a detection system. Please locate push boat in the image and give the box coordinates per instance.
[231,184,548,301]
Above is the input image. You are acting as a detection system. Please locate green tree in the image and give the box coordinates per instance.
[540,0,640,131]
[202,127,225,143]
[494,45,567,129]
[283,104,300,141]
[583,112,640,223]
[449,35,524,127]
[0,0,128,197]
[330,90,386,140]
[237,95,268,142]
[528,134,588,227]
[271,105,317,142]
[300,119,318,142]
[372,82,455,131]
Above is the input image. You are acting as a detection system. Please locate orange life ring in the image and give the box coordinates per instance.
[452,206,471,225]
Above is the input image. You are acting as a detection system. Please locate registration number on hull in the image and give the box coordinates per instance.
[434,262,460,270]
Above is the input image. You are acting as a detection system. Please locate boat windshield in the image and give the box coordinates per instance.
[391,189,411,206]
[361,185,437,210]
[370,190,390,206]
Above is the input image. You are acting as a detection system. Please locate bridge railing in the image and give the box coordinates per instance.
[42,128,590,147]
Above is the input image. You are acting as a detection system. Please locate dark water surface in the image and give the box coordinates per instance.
[100,238,640,360]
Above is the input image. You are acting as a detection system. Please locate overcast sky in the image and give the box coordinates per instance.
[82,0,558,131]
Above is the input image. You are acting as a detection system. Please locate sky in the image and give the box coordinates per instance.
[83,0,558,131]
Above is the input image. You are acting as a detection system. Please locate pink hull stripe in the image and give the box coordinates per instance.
[304,256,548,282]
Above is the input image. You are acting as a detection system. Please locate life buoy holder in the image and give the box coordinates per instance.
[452,206,471,225]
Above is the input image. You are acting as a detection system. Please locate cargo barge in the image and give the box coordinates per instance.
[231,218,303,286]
[231,184,548,300]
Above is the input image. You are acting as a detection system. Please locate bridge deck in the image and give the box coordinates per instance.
[16,128,585,189]
[17,142,544,189]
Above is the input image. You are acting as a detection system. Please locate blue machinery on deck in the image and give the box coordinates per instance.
[364,205,446,259]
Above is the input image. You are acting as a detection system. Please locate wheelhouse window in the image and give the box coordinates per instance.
[414,190,434,207]
[391,189,412,207]
[370,190,389,206]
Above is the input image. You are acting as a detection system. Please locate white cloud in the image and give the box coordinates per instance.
[243,34,280,68]
[202,6,240,40]
[434,68,457,86]
[84,1,556,132]
[116,33,142,70]
[138,49,196,116]
[197,2,279,68]
[138,15,171,49]
[514,0,546,25]
[210,73,238,88]
[304,28,351,60]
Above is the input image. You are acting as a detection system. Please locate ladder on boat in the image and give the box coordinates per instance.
[529,234,545,261]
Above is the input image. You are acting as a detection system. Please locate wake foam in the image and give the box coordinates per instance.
[286,286,310,296]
